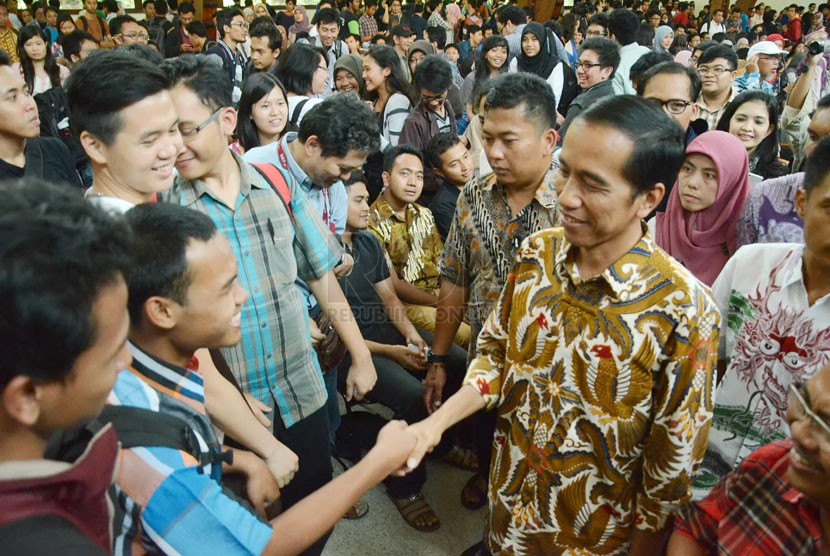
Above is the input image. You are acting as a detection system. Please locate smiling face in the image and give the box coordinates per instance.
[576,49,612,90]
[728,99,773,155]
[334,68,360,94]
[435,141,473,187]
[169,85,234,182]
[251,85,287,140]
[484,45,507,71]
[521,32,541,57]
[346,180,371,231]
[362,54,390,93]
[82,91,184,200]
[318,20,339,48]
[383,152,424,208]
[676,153,719,212]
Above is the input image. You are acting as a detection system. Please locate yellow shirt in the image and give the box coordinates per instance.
[466,228,720,555]
[0,28,19,64]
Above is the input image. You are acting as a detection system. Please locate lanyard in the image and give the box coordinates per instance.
[276,141,336,235]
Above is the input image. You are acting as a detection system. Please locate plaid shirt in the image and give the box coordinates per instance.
[677,440,823,555]
[696,90,736,132]
[161,152,341,425]
[359,13,377,39]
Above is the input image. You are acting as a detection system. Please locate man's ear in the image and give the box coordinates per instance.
[304,135,321,156]
[79,130,108,165]
[2,375,42,427]
[219,106,238,137]
[637,182,666,218]
[381,170,390,189]
[143,296,179,332]
[433,165,446,179]
[795,187,806,220]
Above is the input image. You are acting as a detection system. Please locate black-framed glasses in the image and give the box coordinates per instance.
[421,90,448,105]
[180,107,223,142]
[788,382,830,451]
[586,29,607,37]
[230,21,249,29]
[576,61,602,71]
[646,97,694,115]
[121,32,150,42]
[698,65,732,76]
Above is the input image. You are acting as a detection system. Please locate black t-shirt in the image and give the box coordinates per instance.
[338,231,392,343]
[0,137,82,188]
[0,515,108,556]
[429,180,462,241]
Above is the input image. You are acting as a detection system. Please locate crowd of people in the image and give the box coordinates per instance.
[0,0,829,555]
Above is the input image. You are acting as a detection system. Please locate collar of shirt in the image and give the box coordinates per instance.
[126,340,207,412]
[373,194,419,223]
[777,243,807,290]
[696,89,736,112]
[176,151,269,208]
[480,168,559,210]
[555,223,655,300]
[279,132,315,192]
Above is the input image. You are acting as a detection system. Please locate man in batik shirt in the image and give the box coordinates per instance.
[407,95,720,556]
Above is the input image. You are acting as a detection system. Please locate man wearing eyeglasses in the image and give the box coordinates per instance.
[206,8,248,106]
[110,15,149,48]
[733,40,783,96]
[694,44,738,131]
[558,37,619,140]
[585,12,609,39]
[688,136,830,504]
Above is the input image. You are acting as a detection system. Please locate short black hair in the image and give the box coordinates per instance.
[216,8,243,39]
[0,180,132,390]
[579,37,621,77]
[629,51,672,87]
[59,30,97,62]
[607,8,639,45]
[804,136,830,196]
[120,44,165,64]
[154,0,169,16]
[109,14,138,37]
[498,5,525,26]
[637,61,702,101]
[299,94,380,157]
[66,50,170,145]
[588,12,609,31]
[484,72,558,134]
[163,54,231,111]
[413,55,452,95]
[103,0,118,12]
[236,72,287,151]
[276,42,328,96]
[698,43,738,70]
[382,144,423,173]
[124,203,217,325]
[187,20,207,38]
[426,25,446,50]
[466,23,482,35]
[249,17,281,51]
[178,2,195,14]
[424,131,461,170]
[315,6,340,26]
[574,95,686,197]
[0,51,9,66]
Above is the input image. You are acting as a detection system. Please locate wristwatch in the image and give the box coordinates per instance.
[427,351,449,365]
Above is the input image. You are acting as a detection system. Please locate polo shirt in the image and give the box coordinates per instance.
[109,342,273,556]
[612,42,652,95]
[160,152,341,423]
[339,230,392,342]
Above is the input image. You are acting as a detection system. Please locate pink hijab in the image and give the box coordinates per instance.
[655,131,751,286]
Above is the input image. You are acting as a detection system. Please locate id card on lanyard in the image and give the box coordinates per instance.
[276,141,337,235]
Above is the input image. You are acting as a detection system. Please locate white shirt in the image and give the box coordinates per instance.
[700,21,726,35]
[612,43,651,95]
[692,243,830,500]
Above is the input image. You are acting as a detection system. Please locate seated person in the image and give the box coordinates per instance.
[368,145,471,349]
[338,172,473,533]
[112,202,415,556]
[669,362,830,555]
[399,55,457,204]
[690,136,830,500]
[654,130,751,286]
[0,181,131,556]
[425,132,474,240]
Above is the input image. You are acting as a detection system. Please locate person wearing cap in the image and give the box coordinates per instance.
[734,40,782,96]
[765,32,786,49]
[391,24,416,80]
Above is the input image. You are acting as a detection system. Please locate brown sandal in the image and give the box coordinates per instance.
[389,491,441,532]
[441,445,479,472]
[461,472,487,510]
[343,500,369,520]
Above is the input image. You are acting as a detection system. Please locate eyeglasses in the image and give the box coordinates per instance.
[586,30,607,37]
[230,21,249,29]
[646,97,694,114]
[789,382,830,451]
[698,65,732,76]
[121,32,149,42]
[575,61,602,71]
[421,91,448,105]
[180,107,223,142]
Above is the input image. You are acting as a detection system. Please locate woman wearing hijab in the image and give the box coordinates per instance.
[655,131,751,286]
[334,53,366,97]
[288,5,312,46]
[654,25,674,54]
[509,23,576,115]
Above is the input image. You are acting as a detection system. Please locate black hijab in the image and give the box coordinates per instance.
[518,22,558,79]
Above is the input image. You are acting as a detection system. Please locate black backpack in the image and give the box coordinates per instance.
[145,18,167,56]
[34,87,88,177]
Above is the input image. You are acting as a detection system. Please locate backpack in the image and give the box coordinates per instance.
[78,14,107,39]
[145,18,167,56]
[33,87,88,176]
[557,60,580,116]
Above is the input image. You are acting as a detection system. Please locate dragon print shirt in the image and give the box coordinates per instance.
[465,228,720,555]
[693,243,830,500]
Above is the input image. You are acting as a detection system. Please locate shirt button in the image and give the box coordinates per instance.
[244,250,250,256]
[261,322,267,329]
[266,353,273,359]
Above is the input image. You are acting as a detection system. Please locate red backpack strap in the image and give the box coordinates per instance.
[252,163,293,222]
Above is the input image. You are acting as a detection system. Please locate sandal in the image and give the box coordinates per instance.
[343,499,369,520]
[461,472,487,510]
[441,445,479,472]
[389,491,441,532]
